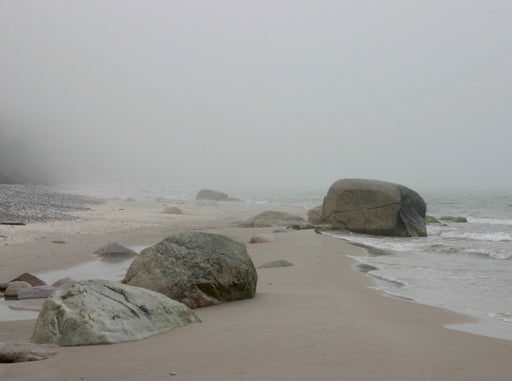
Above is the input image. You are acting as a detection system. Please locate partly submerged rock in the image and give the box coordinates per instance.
[425,215,441,224]
[258,260,294,269]
[94,241,138,258]
[32,279,200,346]
[439,216,468,223]
[321,179,427,237]
[123,232,258,309]
[240,211,307,228]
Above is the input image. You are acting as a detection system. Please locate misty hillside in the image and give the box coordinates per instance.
[0,129,57,185]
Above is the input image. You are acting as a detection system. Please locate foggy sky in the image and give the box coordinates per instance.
[1,1,511,193]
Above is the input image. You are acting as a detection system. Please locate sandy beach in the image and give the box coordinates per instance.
[1,195,512,380]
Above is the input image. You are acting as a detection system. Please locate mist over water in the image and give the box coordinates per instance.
[1,1,511,193]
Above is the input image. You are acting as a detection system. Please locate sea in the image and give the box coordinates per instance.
[2,184,512,340]
[225,187,512,340]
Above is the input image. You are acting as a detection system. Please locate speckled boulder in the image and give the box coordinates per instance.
[123,232,258,308]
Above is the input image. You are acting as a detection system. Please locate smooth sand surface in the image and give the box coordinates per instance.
[1,197,512,380]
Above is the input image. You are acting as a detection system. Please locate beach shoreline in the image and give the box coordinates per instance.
[1,193,512,380]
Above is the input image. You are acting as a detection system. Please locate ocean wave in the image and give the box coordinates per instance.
[467,217,512,226]
[441,231,512,242]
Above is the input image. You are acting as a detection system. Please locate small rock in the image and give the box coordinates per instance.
[18,286,56,300]
[51,277,74,287]
[5,281,32,299]
[249,234,277,244]
[0,282,9,291]
[259,260,294,268]
[51,240,66,244]
[162,206,183,215]
[0,343,57,363]
[0,234,7,240]
[10,273,46,287]
[272,227,293,233]
[355,263,379,273]
[94,241,138,258]
[286,222,315,230]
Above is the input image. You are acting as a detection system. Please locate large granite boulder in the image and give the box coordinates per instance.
[321,179,427,237]
[196,189,229,201]
[123,232,257,309]
[240,211,307,228]
[31,280,199,346]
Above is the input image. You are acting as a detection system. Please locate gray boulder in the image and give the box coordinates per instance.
[240,211,307,228]
[123,232,258,309]
[321,179,427,237]
[32,279,199,346]
[94,241,138,258]
[259,260,294,269]
[196,189,229,201]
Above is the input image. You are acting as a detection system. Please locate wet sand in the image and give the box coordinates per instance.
[1,197,512,380]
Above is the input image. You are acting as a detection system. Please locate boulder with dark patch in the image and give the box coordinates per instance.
[32,279,200,346]
[123,232,258,309]
[321,179,427,237]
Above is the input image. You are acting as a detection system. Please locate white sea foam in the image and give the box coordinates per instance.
[467,216,512,226]
[441,231,512,242]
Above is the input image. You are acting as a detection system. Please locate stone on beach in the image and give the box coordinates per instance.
[258,260,294,268]
[249,234,277,243]
[162,206,183,214]
[31,279,200,346]
[123,232,258,309]
[0,343,57,363]
[51,277,74,287]
[321,178,427,237]
[17,286,56,300]
[94,241,138,258]
[240,211,307,228]
[307,205,323,225]
[4,281,32,299]
[195,189,229,201]
[10,273,46,287]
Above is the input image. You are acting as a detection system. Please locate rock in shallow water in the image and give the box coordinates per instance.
[31,279,200,346]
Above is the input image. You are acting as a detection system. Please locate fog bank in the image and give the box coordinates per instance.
[1,1,511,192]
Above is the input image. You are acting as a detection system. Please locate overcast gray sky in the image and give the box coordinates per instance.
[1,0,511,193]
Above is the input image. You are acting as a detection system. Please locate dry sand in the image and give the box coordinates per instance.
[1,197,512,380]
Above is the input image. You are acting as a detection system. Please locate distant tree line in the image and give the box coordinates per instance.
[0,127,58,185]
